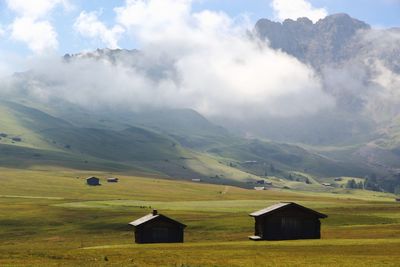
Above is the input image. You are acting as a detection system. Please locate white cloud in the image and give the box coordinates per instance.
[0,25,5,37]
[5,0,69,53]
[10,18,58,54]
[271,0,328,23]
[11,0,333,119]
[114,0,192,43]
[6,0,70,19]
[74,11,125,49]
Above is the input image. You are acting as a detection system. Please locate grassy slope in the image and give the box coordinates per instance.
[207,139,374,178]
[2,100,376,189]
[0,101,186,174]
[1,168,400,266]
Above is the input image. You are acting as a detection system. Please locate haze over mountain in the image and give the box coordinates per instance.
[252,13,400,148]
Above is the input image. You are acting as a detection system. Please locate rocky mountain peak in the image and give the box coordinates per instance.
[254,13,371,68]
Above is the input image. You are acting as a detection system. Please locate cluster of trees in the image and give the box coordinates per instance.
[363,174,381,191]
[360,173,400,194]
[286,173,311,184]
[346,179,364,189]
[342,174,400,194]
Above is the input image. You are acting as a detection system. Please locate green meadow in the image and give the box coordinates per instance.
[1,167,400,266]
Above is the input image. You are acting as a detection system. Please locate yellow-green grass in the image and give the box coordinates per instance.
[1,167,400,266]
[0,105,55,150]
[183,150,262,182]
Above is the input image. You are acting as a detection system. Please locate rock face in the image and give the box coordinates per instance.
[255,13,370,68]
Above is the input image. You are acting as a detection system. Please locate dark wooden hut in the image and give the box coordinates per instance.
[129,210,186,244]
[107,177,119,183]
[86,176,100,186]
[249,202,327,241]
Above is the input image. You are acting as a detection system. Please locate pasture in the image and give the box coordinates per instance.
[1,167,400,266]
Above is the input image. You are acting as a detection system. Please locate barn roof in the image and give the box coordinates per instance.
[129,211,186,227]
[250,202,327,218]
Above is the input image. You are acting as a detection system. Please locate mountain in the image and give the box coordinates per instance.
[254,15,400,136]
[254,13,400,118]
[255,13,370,69]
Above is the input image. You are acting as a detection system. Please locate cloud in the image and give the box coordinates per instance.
[6,0,334,119]
[114,0,192,43]
[365,60,400,122]
[319,28,400,121]
[271,0,328,23]
[6,0,70,20]
[10,18,58,54]
[74,11,125,49]
[0,25,5,37]
[5,0,70,53]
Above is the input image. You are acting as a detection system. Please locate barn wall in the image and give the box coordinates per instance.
[135,219,184,244]
[87,179,100,186]
[258,207,322,240]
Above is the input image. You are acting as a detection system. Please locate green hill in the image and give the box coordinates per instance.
[0,99,377,189]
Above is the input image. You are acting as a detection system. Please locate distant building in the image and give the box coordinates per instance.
[396,198,400,202]
[334,178,343,182]
[86,177,100,186]
[243,161,258,165]
[254,187,266,191]
[256,180,265,185]
[322,183,332,187]
[107,177,119,183]
[249,202,327,241]
[129,210,186,244]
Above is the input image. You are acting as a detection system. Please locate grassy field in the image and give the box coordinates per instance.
[1,167,400,266]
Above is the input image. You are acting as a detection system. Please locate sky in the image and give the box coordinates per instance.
[0,0,399,57]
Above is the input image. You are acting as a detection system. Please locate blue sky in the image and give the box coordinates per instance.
[0,0,399,57]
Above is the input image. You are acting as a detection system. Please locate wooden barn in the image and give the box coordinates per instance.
[129,210,186,244]
[107,177,119,183]
[86,176,100,186]
[249,202,327,241]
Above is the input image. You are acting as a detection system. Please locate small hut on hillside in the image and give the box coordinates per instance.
[249,202,327,241]
[107,177,119,183]
[86,177,100,186]
[129,210,186,244]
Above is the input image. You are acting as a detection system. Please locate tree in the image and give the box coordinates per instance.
[346,179,357,189]
[364,176,380,191]
[357,181,364,189]
[305,178,311,184]
[270,164,275,173]
[394,185,400,195]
